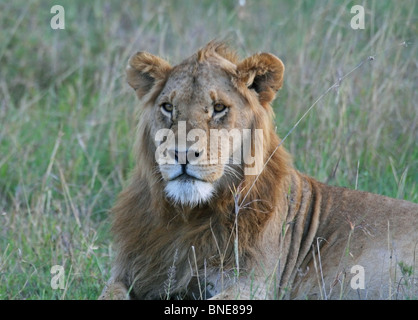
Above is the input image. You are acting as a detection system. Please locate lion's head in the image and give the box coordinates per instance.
[127,41,288,208]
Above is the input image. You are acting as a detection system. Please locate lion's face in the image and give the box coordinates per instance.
[127,42,284,207]
[151,61,255,207]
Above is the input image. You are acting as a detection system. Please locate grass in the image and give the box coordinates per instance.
[0,0,417,299]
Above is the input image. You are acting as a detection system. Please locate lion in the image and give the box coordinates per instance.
[100,41,418,300]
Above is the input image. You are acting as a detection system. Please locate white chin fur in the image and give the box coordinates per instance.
[165,180,215,207]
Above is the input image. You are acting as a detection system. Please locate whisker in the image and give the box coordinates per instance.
[223,164,242,180]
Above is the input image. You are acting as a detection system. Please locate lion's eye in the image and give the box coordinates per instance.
[213,103,227,113]
[161,103,174,113]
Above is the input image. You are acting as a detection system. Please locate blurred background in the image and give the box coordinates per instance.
[0,0,416,299]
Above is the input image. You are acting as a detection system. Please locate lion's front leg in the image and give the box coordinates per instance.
[99,277,129,300]
[209,280,268,300]
[209,287,250,300]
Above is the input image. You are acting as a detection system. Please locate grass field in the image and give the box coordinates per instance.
[0,0,417,299]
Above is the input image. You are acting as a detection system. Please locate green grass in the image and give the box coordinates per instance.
[0,0,417,299]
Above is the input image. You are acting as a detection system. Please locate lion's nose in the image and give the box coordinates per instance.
[171,148,202,165]
[174,149,188,165]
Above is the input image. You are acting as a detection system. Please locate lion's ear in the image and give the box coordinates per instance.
[126,52,172,99]
[237,53,284,105]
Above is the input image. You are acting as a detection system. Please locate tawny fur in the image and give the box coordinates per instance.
[100,41,418,300]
